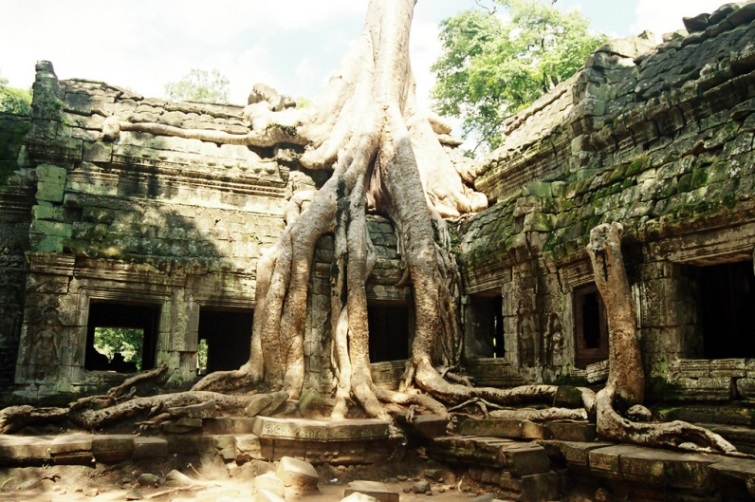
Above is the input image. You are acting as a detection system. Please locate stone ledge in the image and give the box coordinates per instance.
[252,416,390,441]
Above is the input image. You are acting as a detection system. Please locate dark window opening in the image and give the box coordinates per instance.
[368,304,410,362]
[85,301,160,373]
[698,261,755,359]
[468,295,504,358]
[197,308,253,375]
[574,284,608,369]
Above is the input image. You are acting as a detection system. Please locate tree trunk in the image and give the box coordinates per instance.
[587,223,736,454]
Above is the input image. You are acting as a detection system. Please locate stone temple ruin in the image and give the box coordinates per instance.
[2,2,755,500]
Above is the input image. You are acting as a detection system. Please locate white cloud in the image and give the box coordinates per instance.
[631,0,731,37]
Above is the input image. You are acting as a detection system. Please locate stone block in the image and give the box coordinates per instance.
[0,435,53,466]
[519,471,562,501]
[547,421,596,442]
[498,442,551,477]
[92,434,134,464]
[49,433,94,465]
[461,417,550,440]
[253,416,389,442]
[342,493,381,502]
[710,358,746,378]
[30,219,72,238]
[133,437,167,460]
[253,472,285,501]
[344,480,399,502]
[588,445,635,477]
[236,434,263,462]
[202,435,237,462]
[161,418,203,434]
[203,417,257,434]
[626,448,716,490]
[408,414,448,439]
[736,378,755,401]
[710,457,755,499]
[166,434,201,455]
[36,180,66,203]
[246,391,289,417]
[276,456,319,493]
[672,377,734,401]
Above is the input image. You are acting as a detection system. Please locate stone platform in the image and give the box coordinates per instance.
[0,415,399,468]
[423,417,755,501]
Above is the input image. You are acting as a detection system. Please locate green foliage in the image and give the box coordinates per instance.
[164,68,230,104]
[0,75,32,115]
[432,0,606,152]
[197,339,208,374]
[94,327,144,370]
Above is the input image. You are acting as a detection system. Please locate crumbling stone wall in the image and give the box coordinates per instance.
[0,108,32,390]
[0,61,410,398]
[461,2,755,396]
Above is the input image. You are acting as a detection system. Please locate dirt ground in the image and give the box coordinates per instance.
[0,451,503,501]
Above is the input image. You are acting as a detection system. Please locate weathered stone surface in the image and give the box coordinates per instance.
[133,436,168,460]
[275,456,319,492]
[236,434,263,462]
[252,472,285,500]
[168,400,217,419]
[538,440,613,472]
[408,414,448,439]
[547,421,596,442]
[91,434,134,464]
[253,417,390,441]
[499,441,552,477]
[458,417,549,440]
[0,435,54,465]
[245,392,289,417]
[344,480,399,502]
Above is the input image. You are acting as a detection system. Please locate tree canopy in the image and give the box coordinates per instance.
[164,68,230,104]
[432,0,606,152]
[0,75,32,115]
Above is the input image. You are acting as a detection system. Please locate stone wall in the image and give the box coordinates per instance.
[0,109,32,389]
[460,2,755,396]
[0,61,411,398]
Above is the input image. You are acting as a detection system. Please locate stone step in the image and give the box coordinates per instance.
[701,423,755,454]
[426,436,552,476]
[457,417,596,442]
[540,439,755,499]
[0,433,168,466]
[655,405,755,427]
[252,416,400,464]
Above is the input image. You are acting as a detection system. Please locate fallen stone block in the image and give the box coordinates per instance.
[341,493,380,502]
[344,480,399,502]
[253,471,285,499]
[236,434,263,462]
[276,456,319,493]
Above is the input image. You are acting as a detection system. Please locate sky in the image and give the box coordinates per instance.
[0,0,731,113]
